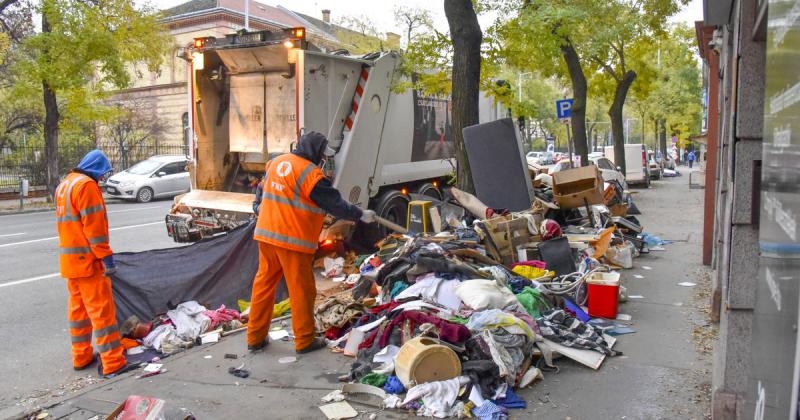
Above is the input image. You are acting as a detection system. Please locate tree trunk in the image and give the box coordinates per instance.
[659,119,667,164]
[444,0,481,193]
[42,12,60,200]
[587,122,596,153]
[560,43,588,166]
[608,70,636,174]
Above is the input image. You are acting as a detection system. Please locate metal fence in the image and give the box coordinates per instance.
[0,143,189,191]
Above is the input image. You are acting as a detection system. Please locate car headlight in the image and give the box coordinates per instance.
[119,181,135,189]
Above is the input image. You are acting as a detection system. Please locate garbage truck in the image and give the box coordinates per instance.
[166,27,506,243]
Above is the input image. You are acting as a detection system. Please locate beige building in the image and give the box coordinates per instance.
[108,0,357,150]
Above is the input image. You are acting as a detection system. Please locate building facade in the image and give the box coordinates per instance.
[698,0,800,418]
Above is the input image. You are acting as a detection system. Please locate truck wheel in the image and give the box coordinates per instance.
[376,190,409,234]
[137,187,154,203]
[356,189,409,248]
[417,183,442,200]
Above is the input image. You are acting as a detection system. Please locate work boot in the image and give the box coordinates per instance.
[295,338,327,354]
[247,340,269,353]
[99,362,138,379]
[73,353,97,371]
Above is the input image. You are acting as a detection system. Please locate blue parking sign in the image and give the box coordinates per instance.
[556,99,574,119]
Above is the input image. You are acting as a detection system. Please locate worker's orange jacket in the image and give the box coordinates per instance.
[55,172,112,278]
[254,153,326,253]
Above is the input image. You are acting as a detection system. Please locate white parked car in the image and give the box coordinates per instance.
[105,155,191,203]
[589,155,628,189]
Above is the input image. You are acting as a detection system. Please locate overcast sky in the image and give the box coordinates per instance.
[149,0,704,35]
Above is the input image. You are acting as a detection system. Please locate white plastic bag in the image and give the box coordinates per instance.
[453,279,522,311]
[605,244,633,268]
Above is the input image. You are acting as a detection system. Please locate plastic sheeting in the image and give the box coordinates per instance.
[111,221,287,324]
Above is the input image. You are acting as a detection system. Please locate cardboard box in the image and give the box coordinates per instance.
[552,166,604,209]
[482,216,534,265]
[609,203,628,217]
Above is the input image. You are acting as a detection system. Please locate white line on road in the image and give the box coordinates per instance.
[0,232,25,238]
[109,221,163,232]
[0,273,60,288]
[0,221,163,248]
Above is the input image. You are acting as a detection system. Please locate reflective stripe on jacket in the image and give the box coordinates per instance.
[254,153,326,253]
[56,172,112,278]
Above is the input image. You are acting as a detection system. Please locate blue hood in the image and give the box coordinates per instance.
[76,149,112,180]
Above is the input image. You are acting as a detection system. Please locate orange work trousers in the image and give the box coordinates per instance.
[248,242,317,350]
[67,269,125,375]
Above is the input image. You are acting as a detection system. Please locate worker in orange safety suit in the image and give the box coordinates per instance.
[248,132,377,353]
[56,150,133,378]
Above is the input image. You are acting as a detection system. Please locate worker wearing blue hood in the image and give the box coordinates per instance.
[248,132,377,354]
[55,149,132,378]
[75,149,113,181]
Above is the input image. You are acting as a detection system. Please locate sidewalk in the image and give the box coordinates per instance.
[18,170,713,419]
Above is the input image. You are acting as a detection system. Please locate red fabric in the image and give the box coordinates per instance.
[368,256,382,268]
[540,220,563,241]
[377,310,471,349]
[369,301,401,315]
[202,305,240,329]
[359,327,380,350]
[510,260,547,269]
[325,326,344,340]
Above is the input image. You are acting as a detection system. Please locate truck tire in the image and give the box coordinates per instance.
[416,183,442,200]
[137,187,154,203]
[357,189,409,248]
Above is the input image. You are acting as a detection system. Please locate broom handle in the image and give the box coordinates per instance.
[375,215,409,234]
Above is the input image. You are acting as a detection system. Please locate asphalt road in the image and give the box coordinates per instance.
[0,198,178,410]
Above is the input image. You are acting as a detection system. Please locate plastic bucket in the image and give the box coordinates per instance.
[586,272,620,319]
[395,337,461,388]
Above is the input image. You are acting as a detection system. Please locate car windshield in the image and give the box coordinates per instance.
[126,160,162,175]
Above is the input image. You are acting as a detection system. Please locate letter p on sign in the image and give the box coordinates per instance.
[556,99,574,120]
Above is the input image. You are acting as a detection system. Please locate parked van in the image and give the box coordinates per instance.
[603,144,651,187]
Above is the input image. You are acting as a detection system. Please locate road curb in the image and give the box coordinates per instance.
[0,207,54,216]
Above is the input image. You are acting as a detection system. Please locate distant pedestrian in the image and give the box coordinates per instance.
[687,150,696,168]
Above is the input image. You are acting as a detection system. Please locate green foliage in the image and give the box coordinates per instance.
[489,0,599,83]
[335,15,392,54]
[394,7,507,100]
[629,23,703,145]
[12,0,171,129]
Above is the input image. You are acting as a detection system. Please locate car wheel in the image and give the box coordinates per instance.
[645,175,651,188]
[136,187,154,203]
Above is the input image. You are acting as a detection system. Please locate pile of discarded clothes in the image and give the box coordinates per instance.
[118,301,245,361]
[308,166,674,419]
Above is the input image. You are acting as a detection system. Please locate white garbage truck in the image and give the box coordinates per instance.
[166,27,506,243]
